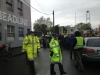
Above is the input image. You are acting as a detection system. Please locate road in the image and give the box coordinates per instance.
[0,48,100,75]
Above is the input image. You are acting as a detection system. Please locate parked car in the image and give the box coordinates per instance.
[82,37,100,61]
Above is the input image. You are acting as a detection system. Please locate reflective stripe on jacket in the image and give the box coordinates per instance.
[22,35,40,60]
[74,37,84,49]
[49,37,62,63]
[36,36,40,49]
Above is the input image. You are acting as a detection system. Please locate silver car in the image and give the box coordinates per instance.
[82,37,100,61]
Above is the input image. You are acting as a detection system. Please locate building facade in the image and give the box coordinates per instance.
[59,25,74,35]
[0,0,31,47]
[59,26,63,34]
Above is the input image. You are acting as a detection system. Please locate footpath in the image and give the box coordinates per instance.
[12,47,24,57]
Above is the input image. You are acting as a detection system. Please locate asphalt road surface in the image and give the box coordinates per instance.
[0,48,100,75]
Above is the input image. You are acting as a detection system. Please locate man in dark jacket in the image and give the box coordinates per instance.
[58,34,64,50]
[69,33,75,59]
[43,36,46,48]
[73,31,85,72]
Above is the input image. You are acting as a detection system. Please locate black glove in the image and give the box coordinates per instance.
[50,51,53,57]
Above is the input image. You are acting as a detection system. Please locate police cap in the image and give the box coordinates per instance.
[29,31,35,34]
[52,33,58,38]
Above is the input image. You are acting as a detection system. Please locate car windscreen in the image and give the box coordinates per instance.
[86,38,100,47]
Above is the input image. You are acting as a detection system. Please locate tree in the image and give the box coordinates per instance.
[34,23,40,32]
[63,26,67,33]
[51,25,67,34]
[54,25,59,34]
[34,16,52,27]
[81,23,91,30]
[34,23,47,35]
[40,24,47,35]
[75,22,92,31]
[33,16,53,35]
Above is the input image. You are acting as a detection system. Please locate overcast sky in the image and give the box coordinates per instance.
[30,0,100,29]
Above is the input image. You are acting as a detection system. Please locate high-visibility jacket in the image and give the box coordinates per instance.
[74,36,84,49]
[22,36,28,52]
[22,35,40,60]
[49,37,62,63]
[64,34,67,38]
[36,36,40,49]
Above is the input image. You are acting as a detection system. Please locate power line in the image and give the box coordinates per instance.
[23,0,52,15]
[34,0,45,12]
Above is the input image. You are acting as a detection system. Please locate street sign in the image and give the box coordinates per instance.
[4,25,7,29]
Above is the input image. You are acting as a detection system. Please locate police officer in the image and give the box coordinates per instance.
[22,31,40,74]
[49,33,67,75]
[22,33,30,64]
[73,31,85,72]
[34,32,40,54]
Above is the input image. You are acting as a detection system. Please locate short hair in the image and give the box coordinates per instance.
[29,31,34,34]
[74,31,81,36]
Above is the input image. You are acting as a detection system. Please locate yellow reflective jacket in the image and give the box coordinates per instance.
[64,35,66,38]
[22,35,40,60]
[22,36,28,52]
[74,36,84,49]
[36,36,40,49]
[49,37,62,63]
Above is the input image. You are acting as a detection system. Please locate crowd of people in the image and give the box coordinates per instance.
[22,31,85,75]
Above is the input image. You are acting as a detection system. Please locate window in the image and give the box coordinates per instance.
[7,25,15,37]
[19,27,24,37]
[6,0,12,3]
[86,38,100,47]
[6,0,13,12]
[0,24,1,41]
[18,0,22,9]
[17,0,23,16]
[27,29,30,33]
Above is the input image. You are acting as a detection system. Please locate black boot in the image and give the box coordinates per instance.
[29,60,36,74]
[58,63,67,75]
[50,64,56,75]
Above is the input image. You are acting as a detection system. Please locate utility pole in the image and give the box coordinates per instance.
[53,10,55,33]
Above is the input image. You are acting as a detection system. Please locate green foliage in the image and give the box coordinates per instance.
[33,16,52,35]
[34,23,47,35]
[75,22,92,30]
[34,23,40,32]
[54,25,59,34]
[34,31,42,37]
[63,26,67,33]
[50,25,67,34]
